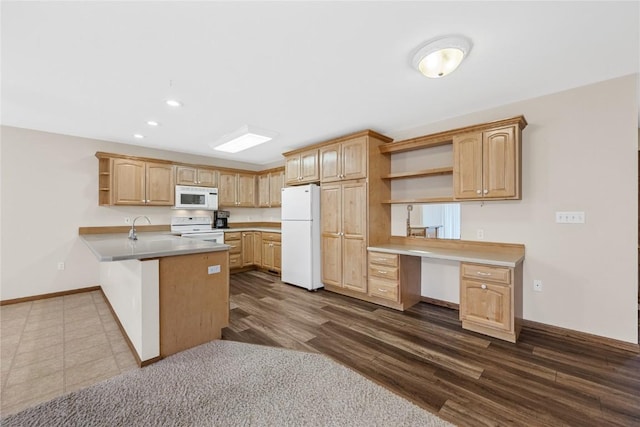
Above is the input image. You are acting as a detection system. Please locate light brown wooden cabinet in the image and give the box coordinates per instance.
[258,169,285,207]
[453,125,521,200]
[159,251,229,357]
[319,136,367,183]
[367,250,421,310]
[460,262,522,342]
[321,181,368,293]
[219,172,256,207]
[241,232,255,267]
[112,158,174,206]
[284,149,319,185]
[224,231,242,269]
[261,232,281,273]
[176,166,217,187]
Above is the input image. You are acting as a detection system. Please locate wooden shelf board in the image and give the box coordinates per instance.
[381,167,453,180]
[382,197,455,204]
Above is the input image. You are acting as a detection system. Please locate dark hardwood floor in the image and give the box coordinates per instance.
[223,271,640,427]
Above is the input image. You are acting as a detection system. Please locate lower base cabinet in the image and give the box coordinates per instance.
[367,250,421,311]
[459,262,522,342]
[261,232,281,273]
[226,230,280,274]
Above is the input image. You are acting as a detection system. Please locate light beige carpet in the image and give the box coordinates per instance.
[1,340,452,426]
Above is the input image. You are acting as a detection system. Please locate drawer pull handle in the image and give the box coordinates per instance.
[377,288,389,293]
[377,270,388,274]
[481,284,487,290]
[476,272,492,276]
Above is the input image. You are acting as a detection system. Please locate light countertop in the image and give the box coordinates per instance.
[222,227,281,233]
[81,232,230,262]
[367,244,524,267]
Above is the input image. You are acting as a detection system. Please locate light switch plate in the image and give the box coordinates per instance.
[208,265,220,274]
[555,211,585,224]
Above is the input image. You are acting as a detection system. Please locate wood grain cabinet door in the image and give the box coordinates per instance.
[272,241,281,272]
[258,174,270,207]
[483,126,517,199]
[112,158,146,205]
[269,171,284,207]
[176,166,198,185]
[146,162,175,205]
[242,232,254,266]
[299,150,319,183]
[253,232,262,266]
[237,173,256,207]
[460,279,511,331]
[197,168,217,187]
[453,132,483,200]
[218,172,237,207]
[341,136,367,181]
[321,184,342,287]
[320,143,341,182]
[341,181,367,292]
[285,155,301,185]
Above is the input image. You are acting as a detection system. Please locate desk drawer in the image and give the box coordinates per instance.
[229,254,242,269]
[368,264,398,280]
[368,277,399,302]
[368,251,398,267]
[461,263,511,284]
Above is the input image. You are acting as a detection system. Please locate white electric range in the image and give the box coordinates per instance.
[170,216,225,244]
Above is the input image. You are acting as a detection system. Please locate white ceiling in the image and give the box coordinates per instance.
[2,1,638,166]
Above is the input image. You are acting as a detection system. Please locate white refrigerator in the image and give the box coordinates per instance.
[281,184,323,291]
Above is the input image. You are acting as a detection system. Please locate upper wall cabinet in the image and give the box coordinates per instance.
[379,115,527,204]
[319,136,367,183]
[284,149,319,185]
[219,171,256,207]
[176,166,217,187]
[453,125,520,200]
[258,169,285,207]
[96,153,175,206]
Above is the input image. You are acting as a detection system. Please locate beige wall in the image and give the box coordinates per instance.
[0,128,281,300]
[389,74,638,344]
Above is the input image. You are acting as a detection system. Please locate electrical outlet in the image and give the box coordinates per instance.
[533,279,542,292]
[124,217,131,224]
[57,262,65,271]
[208,265,220,274]
[476,229,484,240]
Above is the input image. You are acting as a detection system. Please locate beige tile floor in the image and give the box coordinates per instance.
[0,290,138,416]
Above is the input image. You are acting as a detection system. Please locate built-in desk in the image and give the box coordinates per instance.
[367,239,524,343]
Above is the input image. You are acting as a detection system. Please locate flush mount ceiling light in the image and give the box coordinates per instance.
[165,99,182,107]
[412,35,472,78]
[147,120,159,126]
[211,125,277,154]
[133,134,144,139]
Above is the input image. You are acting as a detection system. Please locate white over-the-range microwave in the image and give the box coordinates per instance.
[174,185,219,210]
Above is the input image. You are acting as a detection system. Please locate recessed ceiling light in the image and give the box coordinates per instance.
[134,134,144,139]
[211,125,277,154]
[412,35,472,78]
[147,120,159,126]
[165,99,182,107]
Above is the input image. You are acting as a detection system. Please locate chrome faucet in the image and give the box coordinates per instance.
[128,215,151,240]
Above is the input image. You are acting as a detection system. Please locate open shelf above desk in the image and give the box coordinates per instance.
[381,197,455,204]
[381,167,453,180]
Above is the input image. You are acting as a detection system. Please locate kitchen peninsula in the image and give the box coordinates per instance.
[81,231,230,366]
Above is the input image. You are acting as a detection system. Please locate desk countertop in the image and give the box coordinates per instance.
[367,243,524,267]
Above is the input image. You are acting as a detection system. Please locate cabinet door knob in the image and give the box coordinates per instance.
[481,284,487,289]
[483,189,489,194]
[476,190,481,195]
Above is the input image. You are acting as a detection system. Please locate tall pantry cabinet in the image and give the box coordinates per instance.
[319,130,393,297]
